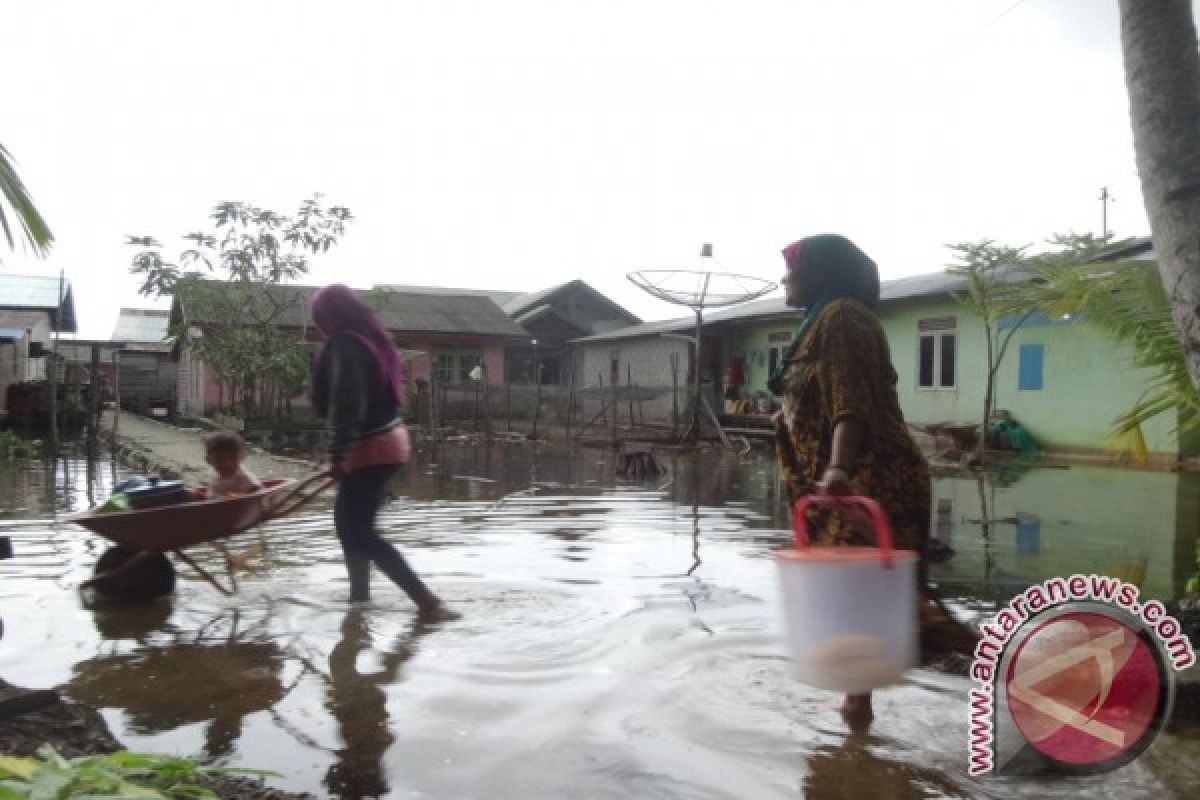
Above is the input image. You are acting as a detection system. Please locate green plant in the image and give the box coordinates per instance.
[945,240,1035,462]
[129,196,352,419]
[1186,542,1200,598]
[0,431,40,461]
[0,745,278,799]
[0,142,53,260]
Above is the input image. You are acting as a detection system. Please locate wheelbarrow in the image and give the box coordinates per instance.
[66,471,334,601]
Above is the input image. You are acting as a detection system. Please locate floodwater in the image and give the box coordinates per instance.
[1,443,1198,799]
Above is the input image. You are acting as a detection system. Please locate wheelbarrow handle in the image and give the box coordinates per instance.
[262,470,335,520]
[791,495,895,568]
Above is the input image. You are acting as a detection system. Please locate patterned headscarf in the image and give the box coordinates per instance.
[310,284,404,412]
[766,234,880,395]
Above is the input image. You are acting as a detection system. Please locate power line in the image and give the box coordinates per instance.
[956,0,1031,45]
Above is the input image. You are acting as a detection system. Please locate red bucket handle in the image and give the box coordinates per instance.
[792,495,895,569]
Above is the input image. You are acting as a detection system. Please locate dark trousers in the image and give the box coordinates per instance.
[334,464,430,604]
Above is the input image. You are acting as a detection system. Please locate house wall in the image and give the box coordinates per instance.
[0,340,23,403]
[398,336,507,386]
[575,334,691,423]
[708,294,1182,457]
[725,316,803,399]
[879,297,1180,457]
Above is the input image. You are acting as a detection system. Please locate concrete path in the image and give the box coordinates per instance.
[104,412,317,485]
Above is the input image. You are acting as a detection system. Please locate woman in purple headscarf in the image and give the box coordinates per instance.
[311,284,453,617]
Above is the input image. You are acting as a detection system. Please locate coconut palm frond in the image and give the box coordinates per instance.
[0,142,53,257]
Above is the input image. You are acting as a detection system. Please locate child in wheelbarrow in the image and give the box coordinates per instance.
[204,432,263,498]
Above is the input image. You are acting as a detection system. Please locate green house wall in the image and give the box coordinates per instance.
[722,295,1183,457]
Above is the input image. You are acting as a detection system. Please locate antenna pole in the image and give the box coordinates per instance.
[1099,186,1113,238]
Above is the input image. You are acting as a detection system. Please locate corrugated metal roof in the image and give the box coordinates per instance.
[371,289,530,336]
[0,273,77,332]
[502,279,642,324]
[375,284,524,308]
[573,267,1020,344]
[112,308,170,342]
[1087,236,1154,262]
[177,283,530,337]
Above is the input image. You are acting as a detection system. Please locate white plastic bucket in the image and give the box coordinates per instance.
[775,496,918,694]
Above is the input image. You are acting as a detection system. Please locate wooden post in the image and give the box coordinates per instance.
[48,270,64,451]
[565,357,576,441]
[626,364,635,430]
[505,376,512,432]
[482,364,492,435]
[429,370,438,444]
[473,372,481,431]
[47,353,58,447]
[598,373,606,428]
[532,361,542,439]
[112,351,120,439]
[610,366,618,448]
[87,344,100,457]
[670,352,680,438]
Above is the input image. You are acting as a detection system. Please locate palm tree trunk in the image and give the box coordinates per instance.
[1119,0,1200,390]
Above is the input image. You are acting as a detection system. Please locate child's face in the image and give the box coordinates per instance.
[206,448,242,478]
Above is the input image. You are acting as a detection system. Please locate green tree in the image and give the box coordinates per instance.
[1119,0,1200,391]
[945,240,1033,463]
[0,142,53,259]
[130,195,352,418]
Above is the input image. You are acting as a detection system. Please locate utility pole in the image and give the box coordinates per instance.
[1099,186,1114,238]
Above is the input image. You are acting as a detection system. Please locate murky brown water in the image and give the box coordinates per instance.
[1,443,1198,798]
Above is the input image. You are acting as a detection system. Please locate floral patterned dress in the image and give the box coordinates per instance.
[774,298,931,557]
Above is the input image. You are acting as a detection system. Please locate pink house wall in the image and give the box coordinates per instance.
[399,336,507,386]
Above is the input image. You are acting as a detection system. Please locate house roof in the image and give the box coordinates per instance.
[375,284,524,308]
[370,289,529,336]
[1087,236,1154,262]
[501,280,642,325]
[112,308,170,342]
[0,273,78,332]
[174,283,530,338]
[572,267,1021,344]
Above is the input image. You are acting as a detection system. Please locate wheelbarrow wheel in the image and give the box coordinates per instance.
[90,546,176,602]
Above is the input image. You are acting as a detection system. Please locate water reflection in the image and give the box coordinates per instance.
[930,467,1200,605]
[803,734,971,799]
[324,609,425,799]
[64,606,286,762]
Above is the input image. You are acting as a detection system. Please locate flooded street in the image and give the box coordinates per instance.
[2,443,1198,799]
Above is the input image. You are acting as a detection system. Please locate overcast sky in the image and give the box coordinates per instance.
[0,0,1183,337]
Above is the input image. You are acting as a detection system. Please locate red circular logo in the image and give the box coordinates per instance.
[1005,611,1165,769]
